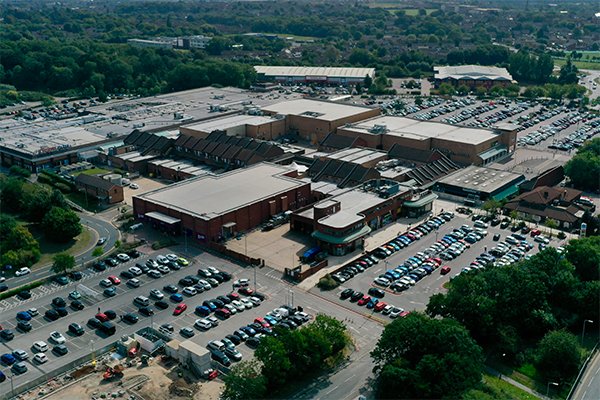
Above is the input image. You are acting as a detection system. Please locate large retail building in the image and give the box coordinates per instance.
[254,66,375,86]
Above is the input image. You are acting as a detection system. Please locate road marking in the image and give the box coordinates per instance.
[344,374,356,382]
[326,385,339,395]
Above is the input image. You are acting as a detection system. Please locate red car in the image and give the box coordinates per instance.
[530,229,541,237]
[440,266,451,275]
[358,295,371,306]
[239,287,254,296]
[432,257,442,266]
[521,226,531,234]
[108,276,120,285]
[400,311,410,318]
[95,313,109,322]
[374,302,387,312]
[174,303,187,315]
[254,318,270,328]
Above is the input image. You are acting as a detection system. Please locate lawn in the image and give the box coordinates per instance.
[73,167,110,176]
[18,221,93,267]
[480,374,541,400]
[367,4,438,15]
[553,58,600,71]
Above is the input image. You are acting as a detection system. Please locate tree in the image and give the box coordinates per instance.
[41,206,82,243]
[564,138,600,191]
[565,236,600,281]
[535,330,582,383]
[457,84,470,95]
[51,252,75,275]
[482,198,501,215]
[545,218,557,236]
[476,86,488,97]
[371,313,483,399]
[221,360,267,400]
[0,214,17,239]
[438,83,456,96]
[3,226,38,253]
[92,247,104,257]
[363,74,373,89]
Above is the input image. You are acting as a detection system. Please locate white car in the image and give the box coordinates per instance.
[27,308,39,317]
[207,266,220,275]
[129,266,143,276]
[382,305,394,315]
[248,296,261,306]
[166,254,179,262]
[15,267,31,277]
[534,236,550,244]
[374,277,391,287]
[240,298,253,309]
[157,265,170,274]
[100,279,113,288]
[33,353,48,364]
[224,304,237,315]
[150,289,164,300]
[233,278,250,287]
[69,291,81,300]
[127,278,141,288]
[0,277,5,283]
[231,300,245,312]
[117,253,130,262]
[389,307,404,318]
[49,331,66,344]
[156,255,169,264]
[197,279,211,291]
[195,319,212,330]
[129,183,139,189]
[33,341,49,352]
[182,287,197,296]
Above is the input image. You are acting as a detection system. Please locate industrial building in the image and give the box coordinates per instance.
[335,115,517,165]
[133,163,310,242]
[433,65,514,88]
[180,114,286,141]
[254,66,376,86]
[434,166,525,202]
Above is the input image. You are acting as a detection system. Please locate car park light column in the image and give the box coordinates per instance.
[91,340,95,367]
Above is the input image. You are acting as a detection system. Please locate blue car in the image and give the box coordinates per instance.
[203,300,217,311]
[264,316,278,326]
[16,311,32,321]
[170,293,183,302]
[195,305,210,316]
[366,298,379,309]
[240,326,257,337]
[1,353,16,365]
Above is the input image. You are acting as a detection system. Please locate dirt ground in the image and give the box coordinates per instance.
[26,358,224,400]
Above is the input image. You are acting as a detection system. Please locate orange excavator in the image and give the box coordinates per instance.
[103,364,124,381]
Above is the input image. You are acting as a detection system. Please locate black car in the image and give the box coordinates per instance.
[120,270,134,279]
[104,310,117,320]
[252,292,266,301]
[68,323,85,336]
[341,289,354,299]
[53,344,68,355]
[185,275,200,284]
[0,329,15,340]
[136,263,149,273]
[491,219,501,226]
[122,313,138,324]
[105,258,119,267]
[55,276,69,285]
[87,318,101,328]
[350,291,364,302]
[246,337,261,348]
[18,290,31,299]
[178,278,194,287]
[45,310,60,321]
[193,283,206,293]
[368,287,385,298]
[232,330,248,342]
[493,233,501,241]
[0,283,8,292]
[248,322,263,332]
[56,307,68,317]
[127,250,141,258]
[211,350,231,367]
[70,271,83,281]
[71,301,85,310]
[93,263,107,272]
[211,273,225,283]
[52,297,66,307]
[17,320,32,331]
[212,299,225,308]
[155,300,169,310]
[168,261,181,270]
[139,307,154,316]
[225,334,242,345]
[218,271,232,281]
[163,285,178,294]
[217,295,232,304]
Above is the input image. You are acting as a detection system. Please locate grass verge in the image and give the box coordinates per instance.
[554,58,600,71]
[29,224,92,266]
[73,168,110,176]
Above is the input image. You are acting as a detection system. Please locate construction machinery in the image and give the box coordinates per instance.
[103,364,124,381]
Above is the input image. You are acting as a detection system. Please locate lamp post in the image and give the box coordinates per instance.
[582,319,593,346]
[9,374,14,398]
[90,340,96,367]
[546,381,558,397]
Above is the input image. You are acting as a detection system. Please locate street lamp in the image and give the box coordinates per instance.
[546,382,558,397]
[582,319,593,346]
[91,340,96,367]
[9,374,14,398]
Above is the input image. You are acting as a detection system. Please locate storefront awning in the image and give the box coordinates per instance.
[146,211,181,225]
[403,192,438,208]
[492,185,519,201]
[478,146,507,161]
[311,225,371,245]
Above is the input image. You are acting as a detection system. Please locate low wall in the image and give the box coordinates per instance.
[285,259,328,281]
[208,242,261,266]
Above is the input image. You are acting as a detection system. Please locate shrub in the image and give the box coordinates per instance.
[54,182,72,193]
[317,273,340,290]
[10,165,31,178]
[151,236,177,250]
[0,280,45,300]
[557,231,566,239]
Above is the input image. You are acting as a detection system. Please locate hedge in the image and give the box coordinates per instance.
[40,169,76,190]
[0,280,45,301]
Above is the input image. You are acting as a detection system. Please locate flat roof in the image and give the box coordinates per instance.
[326,147,387,164]
[434,65,513,81]
[115,151,158,162]
[254,66,375,79]
[182,114,279,134]
[262,99,377,122]
[438,165,524,193]
[136,163,306,220]
[341,115,499,145]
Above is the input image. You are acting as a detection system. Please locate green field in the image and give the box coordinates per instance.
[554,58,600,71]
[368,3,438,15]
[73,167,110,176]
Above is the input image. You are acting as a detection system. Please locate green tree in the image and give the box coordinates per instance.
[41,206,82,243]
[545,218,557,236]
[0,214,17,239]
[438,83,456,96]
[476,86,488,97]
[565,236,600,281]
[371,313,483,399]
[564,138,600,191]
[221,360,267,400]
[92,247,104,257]
[363,74,373,89]
[535,330,582,383]
[4,226,38,252]
[51,252,75,275]
[482,198,501,215]
[457,84,470,95]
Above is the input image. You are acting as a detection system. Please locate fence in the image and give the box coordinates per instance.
[284,259,328,281]
[2,341,117,400]
[207,242,261,266]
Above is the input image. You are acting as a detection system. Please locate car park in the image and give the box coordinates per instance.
[12,362,28,374]
[180,327,195,337]
[12,349,28,361]
[155,300,169,310]
[195,319,212,330]
[127,278,141,288]
[53,344,68,355]
[33,341,49,352]
[122,313,138,324]
[174,303,187,315]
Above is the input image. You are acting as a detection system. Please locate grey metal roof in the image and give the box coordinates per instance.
[434,65,513,81]
[254,66,375,79]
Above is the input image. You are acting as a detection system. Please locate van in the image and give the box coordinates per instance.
[99,322,116,336]
[207,340,226,352]
[474,221,489,229]
[130,223,142,232]
[133,296,150,307]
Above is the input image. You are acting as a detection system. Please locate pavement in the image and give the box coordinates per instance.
[485,366,547,399]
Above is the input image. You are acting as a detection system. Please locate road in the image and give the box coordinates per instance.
[571,350,600,400]
[0,245,383,397]
[2,212,120,290]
